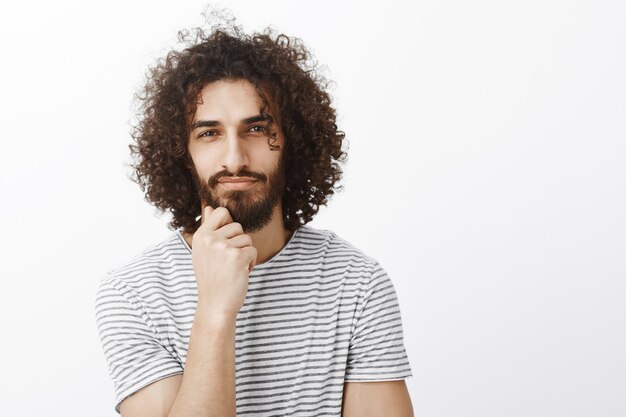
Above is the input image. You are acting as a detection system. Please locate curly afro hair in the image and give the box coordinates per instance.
[128,13,348,235]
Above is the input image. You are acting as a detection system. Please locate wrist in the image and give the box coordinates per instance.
[195,302,238,325]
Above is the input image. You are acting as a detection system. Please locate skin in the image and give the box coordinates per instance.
[119,79,414,417]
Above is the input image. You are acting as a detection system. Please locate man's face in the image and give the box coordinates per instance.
[187,79,286,233]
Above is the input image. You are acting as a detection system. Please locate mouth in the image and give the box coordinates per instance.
[218,177,259,183]
[218,178,259,190]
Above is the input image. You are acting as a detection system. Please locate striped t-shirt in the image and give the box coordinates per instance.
[94,224,412,415]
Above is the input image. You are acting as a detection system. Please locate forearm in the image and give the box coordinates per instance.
[167,305,237,417]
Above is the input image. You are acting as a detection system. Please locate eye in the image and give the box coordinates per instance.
[198,130,217,138]
[249,125,267,133]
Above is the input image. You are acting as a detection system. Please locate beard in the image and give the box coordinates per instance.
[190,152,286,233]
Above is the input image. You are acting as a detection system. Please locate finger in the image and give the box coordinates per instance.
[200,205,215,227]
[216,222,244,239]
[204,206,234,231]
[227,233,253,248]
[242,245,257,270]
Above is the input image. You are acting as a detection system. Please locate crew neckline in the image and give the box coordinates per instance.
[175,225,303,268]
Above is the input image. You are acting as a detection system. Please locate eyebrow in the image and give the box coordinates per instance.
[190,115,272,131]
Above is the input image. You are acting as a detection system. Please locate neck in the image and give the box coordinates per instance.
[242,204,294,264]
[182,204,294,265]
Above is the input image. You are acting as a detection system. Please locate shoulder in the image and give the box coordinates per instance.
[296,224,381,272]
[96,230,191,299]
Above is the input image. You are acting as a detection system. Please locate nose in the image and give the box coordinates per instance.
[221,133,250,174]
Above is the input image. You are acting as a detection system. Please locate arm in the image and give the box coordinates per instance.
[341,380,414,417]
[118,205,255,417]
[119,309,237,417]
[166,311,236,416]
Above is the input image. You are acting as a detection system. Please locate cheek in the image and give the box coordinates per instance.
[188,149,217,179]
[256,142,282,164]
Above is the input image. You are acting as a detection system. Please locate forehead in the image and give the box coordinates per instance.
[193,79,269,119]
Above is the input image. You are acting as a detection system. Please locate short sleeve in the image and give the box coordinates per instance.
[94,276,184,414]
[344,261,413,381]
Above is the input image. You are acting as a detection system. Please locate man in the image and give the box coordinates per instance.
[95,18,413,417]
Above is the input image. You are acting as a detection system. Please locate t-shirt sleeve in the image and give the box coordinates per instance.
[344,260,413,381]
[94,275,184,414]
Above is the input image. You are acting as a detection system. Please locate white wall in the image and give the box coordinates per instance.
[0,0,624,416]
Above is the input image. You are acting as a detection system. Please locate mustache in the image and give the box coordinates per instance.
[208,169,267,188]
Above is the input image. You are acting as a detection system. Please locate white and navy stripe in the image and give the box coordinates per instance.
[95,224,412,415]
